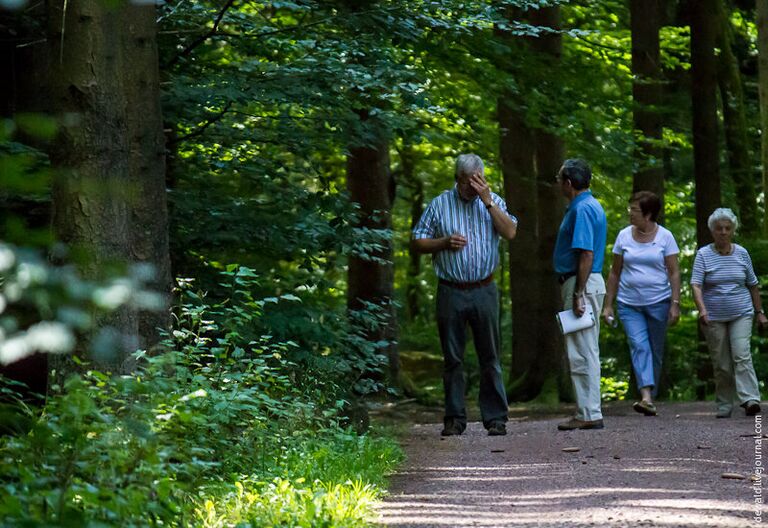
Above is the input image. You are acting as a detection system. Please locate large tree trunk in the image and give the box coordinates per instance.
[530,6,567,404]
[630,0,665,219]
[346,113,398,384]
[759,0,768,237]
[715,0,758,235]
[690,0,721,248]
[123,4,172,346]
[499,5,566,403]
[48,0,170,372]
[499,99,540,401]
[690,0,720,400]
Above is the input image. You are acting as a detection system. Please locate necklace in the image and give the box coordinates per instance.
[715,243,732,255]
[635,223,658,236]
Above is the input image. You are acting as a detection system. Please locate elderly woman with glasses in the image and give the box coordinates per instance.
[691,208,766,418]
[602,191,681,417]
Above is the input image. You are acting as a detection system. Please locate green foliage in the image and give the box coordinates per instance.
[0,278,402,526]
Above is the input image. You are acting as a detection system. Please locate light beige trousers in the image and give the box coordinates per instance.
[561,273,606,421]
[704,315,761,413]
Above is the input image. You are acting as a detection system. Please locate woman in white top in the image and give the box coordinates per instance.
[602,191,681,416]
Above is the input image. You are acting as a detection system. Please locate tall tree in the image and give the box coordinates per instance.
[689,0,722,248]
[715,0,759,235]
[47,0,170,370]
[756,0,768,236]
[630,0,665,218]
[530,5,567,403]
[346,110,399,383]
[499,5,566,402]
[689,0,721,400]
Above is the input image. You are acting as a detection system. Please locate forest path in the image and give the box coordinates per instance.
[375,402,763,527]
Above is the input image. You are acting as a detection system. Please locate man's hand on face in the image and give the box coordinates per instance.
[444,233,467,251]
[469,172,493,205]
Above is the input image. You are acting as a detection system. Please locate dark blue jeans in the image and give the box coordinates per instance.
[436,282,508,428]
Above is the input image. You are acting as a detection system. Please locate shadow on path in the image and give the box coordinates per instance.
[376,402,763,527]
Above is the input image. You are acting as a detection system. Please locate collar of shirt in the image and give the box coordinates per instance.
[566,189,593,210]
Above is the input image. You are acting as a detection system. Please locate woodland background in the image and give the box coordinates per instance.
[0,0,767,525]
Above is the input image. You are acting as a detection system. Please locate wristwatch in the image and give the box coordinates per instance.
[758,308,766,315]
[485,202,495,210]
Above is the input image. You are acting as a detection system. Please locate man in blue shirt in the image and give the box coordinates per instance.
[412,154,518,436]
[552,159,608,430]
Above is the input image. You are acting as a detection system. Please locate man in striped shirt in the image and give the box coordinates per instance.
[411,154,518,437]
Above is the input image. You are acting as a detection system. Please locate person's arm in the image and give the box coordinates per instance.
[572,250,593,316]
[749,284,768,329]
[602,253,623,324]
[411,235,466,255]
[691,284,709,326]
[665,254,681,326]
[469,172,517,240]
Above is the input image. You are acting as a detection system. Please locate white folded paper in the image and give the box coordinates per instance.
[556,305,596,335]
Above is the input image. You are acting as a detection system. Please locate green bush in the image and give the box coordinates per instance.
[0,271,403,527]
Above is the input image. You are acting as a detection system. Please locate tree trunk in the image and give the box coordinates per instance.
[690,0,721,248]
[499,5,567,403]
[47,0,169,372]
[715,0,759,235]
[630,0,665,219]
[402,145,425,322]
[690,0,720,400]
[530,6,567,404]
[346,113,398,384]
[759,0,768,237]
[122,4,172,346]
[499,98,540,401]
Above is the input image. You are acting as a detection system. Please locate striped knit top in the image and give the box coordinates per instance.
[412,186,517,283]
[690,243,758,322]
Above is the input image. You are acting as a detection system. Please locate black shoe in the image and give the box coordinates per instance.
[487,421,507,436]
[744,400,762,416]
[441,420,465,437]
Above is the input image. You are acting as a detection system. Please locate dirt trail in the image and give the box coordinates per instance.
[376,402,764,527]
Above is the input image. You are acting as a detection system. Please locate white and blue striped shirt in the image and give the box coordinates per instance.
[690,243,759,322]
[412,186,517,283]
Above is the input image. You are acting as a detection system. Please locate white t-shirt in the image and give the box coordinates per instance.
[612,225,679,306]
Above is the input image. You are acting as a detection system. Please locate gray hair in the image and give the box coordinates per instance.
[455,154,484,180]
[559,158,592,190]
[707,207,739,232]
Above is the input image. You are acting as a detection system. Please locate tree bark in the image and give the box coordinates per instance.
[47,0,170,371]
[530,6,567,403]
[630,0,665,219]
[759,0,768,237]
[346,112,398,383]
[690,0,721,248]
[690,0,720,400]
[499,5,567,403]
[715,0,759,235]
[401,145,424,322]
[122,4,172,346]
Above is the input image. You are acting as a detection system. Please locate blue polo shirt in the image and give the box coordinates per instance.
[553,190,607,275]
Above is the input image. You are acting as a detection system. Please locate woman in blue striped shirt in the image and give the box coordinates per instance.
[691,208,767,418]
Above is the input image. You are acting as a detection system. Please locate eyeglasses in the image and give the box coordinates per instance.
[627,207,642,213]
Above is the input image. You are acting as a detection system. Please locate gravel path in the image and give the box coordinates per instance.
[377,402,764,527]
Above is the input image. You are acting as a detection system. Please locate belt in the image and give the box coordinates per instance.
[439,275,493,290]
[558,271,576,285]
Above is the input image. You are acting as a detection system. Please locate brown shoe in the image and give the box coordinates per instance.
[557,417,604,431]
